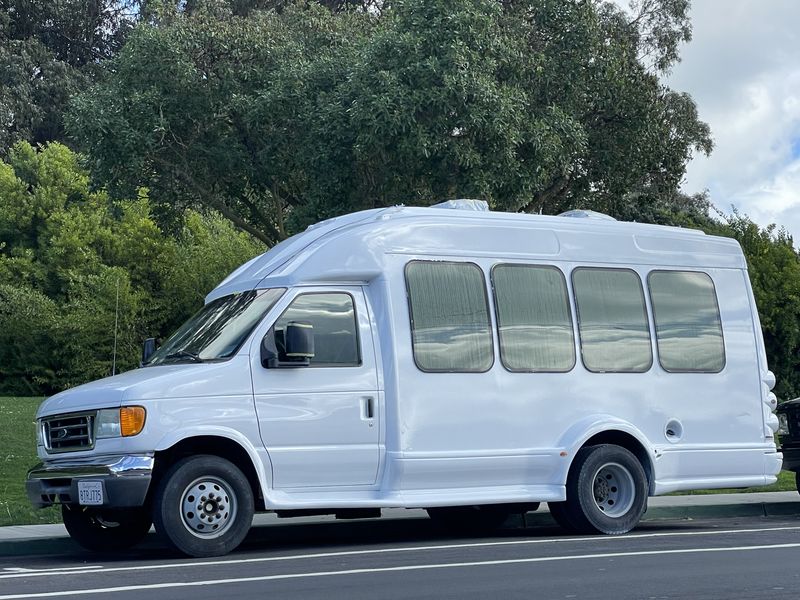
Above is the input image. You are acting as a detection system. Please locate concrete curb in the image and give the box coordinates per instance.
[2,495,799,557]
[644,501,800,520]
[506,501,800,528]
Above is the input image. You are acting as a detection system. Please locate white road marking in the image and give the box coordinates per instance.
[1,542,799,599]
[2,567,102,573]
[2,525,800,581]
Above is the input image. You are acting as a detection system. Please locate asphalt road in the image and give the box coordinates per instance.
[2,515,800,600]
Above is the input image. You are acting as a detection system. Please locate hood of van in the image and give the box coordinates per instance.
[37,356,253,419]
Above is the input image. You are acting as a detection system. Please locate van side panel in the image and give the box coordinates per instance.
[385,255,770,496]
[649,268,769,492]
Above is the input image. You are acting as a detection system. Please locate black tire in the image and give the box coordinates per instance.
[426,505,512,531]
[559,444,648,535]
[795,471,800,496]
[547,501,580,532]
[61,505,152,552]
[152,455,254,557]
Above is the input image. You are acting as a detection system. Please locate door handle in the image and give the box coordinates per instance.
[362,397,374,420]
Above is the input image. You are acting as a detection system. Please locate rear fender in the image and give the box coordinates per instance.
[555,415,656,491]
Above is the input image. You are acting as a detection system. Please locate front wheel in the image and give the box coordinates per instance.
[61,505,152,552]
[557,444,647,535]
[152,455,254,557]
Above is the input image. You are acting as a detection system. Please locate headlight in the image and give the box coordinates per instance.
[777,413,789,436]
[96,406,146,439]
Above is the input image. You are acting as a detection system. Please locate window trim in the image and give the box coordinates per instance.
[572,267,653,374]
[490,263,576,373]
[404,260,495,374]
[647,269,726,374]
[268,290,363,368]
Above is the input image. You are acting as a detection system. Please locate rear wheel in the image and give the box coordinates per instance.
[152,455,254,557]
[61,505,152,552]
[556,444,647,535]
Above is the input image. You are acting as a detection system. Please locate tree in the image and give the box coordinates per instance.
[0,34,82,151]
[68,0,712,243]
[0,1,138,151]
[708,213,800,401]
[0,283,60,395]
[140,0,381,19]
[0,142,263,394]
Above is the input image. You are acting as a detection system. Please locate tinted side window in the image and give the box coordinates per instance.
[274,293,360,367]
[648,271,725,372]
[406,261,493,372]
[492,264,575,372]
[572,268,652,373]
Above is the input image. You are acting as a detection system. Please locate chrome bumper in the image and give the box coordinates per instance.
[26,454,154,508]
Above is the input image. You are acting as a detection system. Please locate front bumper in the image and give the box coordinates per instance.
[26,454,154,509]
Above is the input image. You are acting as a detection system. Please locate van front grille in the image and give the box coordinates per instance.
[43,413,95,452]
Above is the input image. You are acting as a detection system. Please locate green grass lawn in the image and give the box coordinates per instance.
[0,396,60,527]
[0,396,796,527]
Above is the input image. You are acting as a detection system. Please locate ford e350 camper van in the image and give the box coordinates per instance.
[27,201,782,557]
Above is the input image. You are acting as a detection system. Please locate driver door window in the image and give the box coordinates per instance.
[272,293,361,367]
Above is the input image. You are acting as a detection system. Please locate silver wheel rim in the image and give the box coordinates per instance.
[592,462,635,517]
[180,476,237,539]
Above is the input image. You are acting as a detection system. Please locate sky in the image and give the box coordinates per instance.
[660,0,800,240]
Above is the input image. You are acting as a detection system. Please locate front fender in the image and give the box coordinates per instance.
[155,426,274,501]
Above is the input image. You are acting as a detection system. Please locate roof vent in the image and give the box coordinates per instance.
[432,199,490,211]
[558,209,616,221]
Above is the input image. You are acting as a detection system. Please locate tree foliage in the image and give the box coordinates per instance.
[68,0,712,244]
[705,213,800,401]
[0,142,263,394]
[3,0,799,403]
[0,0,139,151]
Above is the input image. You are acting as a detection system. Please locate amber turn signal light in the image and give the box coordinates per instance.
[120,406,146,437]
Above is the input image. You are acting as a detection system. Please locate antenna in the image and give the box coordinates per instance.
[112,277,120,376]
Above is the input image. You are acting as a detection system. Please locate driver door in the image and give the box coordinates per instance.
[251,287,381,488]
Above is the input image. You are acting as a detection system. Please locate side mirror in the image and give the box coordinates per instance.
[141,338,157,365]
[262,321,314,368]
[285,321,315,362]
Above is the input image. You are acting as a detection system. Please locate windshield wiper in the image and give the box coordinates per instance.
[164,351,204,363]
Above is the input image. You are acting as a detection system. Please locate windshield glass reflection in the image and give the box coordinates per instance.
[145,288,285,365]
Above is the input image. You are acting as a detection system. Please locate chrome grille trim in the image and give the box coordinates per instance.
[42,412,96,453]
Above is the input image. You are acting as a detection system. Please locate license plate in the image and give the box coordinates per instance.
[77,480,104,506]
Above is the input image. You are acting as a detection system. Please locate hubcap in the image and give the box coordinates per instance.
[592,462,635,518]
[180,477,237,538]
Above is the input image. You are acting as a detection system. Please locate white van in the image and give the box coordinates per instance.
[27,201,782,557]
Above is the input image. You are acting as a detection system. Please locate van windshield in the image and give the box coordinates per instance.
[144,288,285,365]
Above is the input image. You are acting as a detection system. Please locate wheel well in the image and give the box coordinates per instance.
[581,431,654,494]
[152,436,266,511]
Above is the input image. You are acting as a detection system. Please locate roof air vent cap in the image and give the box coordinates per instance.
[558,209,616,221]
[432,199,490,211]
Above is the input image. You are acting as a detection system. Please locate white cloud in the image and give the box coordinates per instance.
[664,0,800,240]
